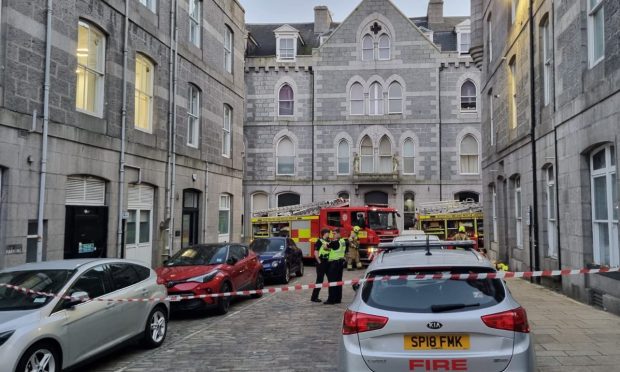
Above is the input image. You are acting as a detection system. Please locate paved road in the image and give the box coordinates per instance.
[86,268,620,372]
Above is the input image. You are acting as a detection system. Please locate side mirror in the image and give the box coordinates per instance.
[64,291,89,309]
[226,257,238,265]
[163,259,169,266]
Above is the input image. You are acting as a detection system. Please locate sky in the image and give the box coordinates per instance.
[238,0,470,23]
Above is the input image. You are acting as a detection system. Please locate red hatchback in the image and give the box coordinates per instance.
[156,244,264,314]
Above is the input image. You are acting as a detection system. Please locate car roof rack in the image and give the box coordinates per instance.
[379,236,476,256]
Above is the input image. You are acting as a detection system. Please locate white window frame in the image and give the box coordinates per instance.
[460,80,477,112]
[487,15,493,64]
[222,105,232,157]
[546,166,557,257]
[515,177,523,248]
[362,34,374,61]
[278,84,294,117]
[511,0,518,24]
[218,194,231,242]
[134,54,154,133]
[369,82,384,116]
[139,0,156,12]
[492,185,498,242]
[276,137,295,176]
[489,90,495,146]
[337,139,350,175]
[189,0,201,47]
[277,37,296,62]
[541,18,552,106]
[509,58,517,129]
[378,136,392,174]
[590,144,618,266]
[360,136,374,173]
[388,82,403,114]
[251,192,268,213]
[76,21,105,117]
[350,83,364,116]
[402,138,415,175]
[459,135,480,175]
[458,31,471,55]
[378,34,391,61]
[224,26,233,73]
[187,85,200,148]
[587,0,605,68]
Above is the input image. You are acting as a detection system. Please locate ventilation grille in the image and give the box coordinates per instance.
[128,184,154,209]
[591,290,604,309]
[66,176,105,206]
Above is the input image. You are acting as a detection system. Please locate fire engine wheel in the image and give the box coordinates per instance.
[295,261,304,277]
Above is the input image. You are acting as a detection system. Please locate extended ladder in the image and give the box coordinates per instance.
[417,199,482,215]
[252,198,349,217]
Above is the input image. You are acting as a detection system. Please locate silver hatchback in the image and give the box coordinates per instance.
[340,246,535,372]
[0,259,169,372]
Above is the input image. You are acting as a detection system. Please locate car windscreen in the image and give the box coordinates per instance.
[250,239,285,253]
[0,270,75,311]
[165,245,228,266]
[361,267,505,313]
[368,211,398,230]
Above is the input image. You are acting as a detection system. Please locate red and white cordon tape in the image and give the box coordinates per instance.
[1,267,619,303]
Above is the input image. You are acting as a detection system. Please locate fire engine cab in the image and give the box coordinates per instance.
[251,198,399,262]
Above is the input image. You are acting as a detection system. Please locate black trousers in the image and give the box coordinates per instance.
[311,260,329,300]
[327,259,345,303]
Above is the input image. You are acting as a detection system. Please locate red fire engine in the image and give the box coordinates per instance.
[251,198,399,261]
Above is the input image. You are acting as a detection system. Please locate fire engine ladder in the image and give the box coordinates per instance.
[417,199,483,215]
[252,198,350,217]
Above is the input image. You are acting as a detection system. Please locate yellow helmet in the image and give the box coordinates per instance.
[353,226,360,232]
[458,226,466,233]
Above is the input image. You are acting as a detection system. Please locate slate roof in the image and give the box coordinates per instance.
[246,16,468,57]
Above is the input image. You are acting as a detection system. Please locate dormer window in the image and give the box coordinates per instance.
[455,19,471,55]
[274,25,302,62]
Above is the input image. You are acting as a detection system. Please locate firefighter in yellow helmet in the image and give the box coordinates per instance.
[347,226,363,270]
[453,225,469,241]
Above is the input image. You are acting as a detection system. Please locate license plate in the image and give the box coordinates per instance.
[358,231,368,238]
[404,334,470,350]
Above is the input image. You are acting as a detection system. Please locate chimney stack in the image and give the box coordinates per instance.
[314,6,332,34]
[427,0,444,24]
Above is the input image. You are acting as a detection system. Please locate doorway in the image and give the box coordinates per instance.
[182,190,200,248]
[64,206,108,259]
[364,191,388,206]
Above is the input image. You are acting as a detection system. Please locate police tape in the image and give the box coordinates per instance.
[1,267,619,303]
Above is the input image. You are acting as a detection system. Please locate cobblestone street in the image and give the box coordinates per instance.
[84,269,620,372]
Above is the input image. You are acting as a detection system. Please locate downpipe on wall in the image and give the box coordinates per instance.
[168,0,179,257]
[36,0,52,262]
[116,0,130,258]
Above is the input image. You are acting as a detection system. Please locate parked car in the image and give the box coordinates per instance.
[250,237,304,284]
[0,259,169,372]
[156,244,263,315]
[340,245,535,372]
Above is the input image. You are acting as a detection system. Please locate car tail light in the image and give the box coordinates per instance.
[481,307,530,333]
[342,309,388,335]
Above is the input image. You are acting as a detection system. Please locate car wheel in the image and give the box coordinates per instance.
[143,306,168,349]
[295,260,304,277]
[281,264,291,284]
[215,282,232,315]
[251,272,264,298]
[17,341,60,372]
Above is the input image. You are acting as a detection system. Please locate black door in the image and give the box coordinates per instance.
[64,206,108,259]
[182,190,200,248]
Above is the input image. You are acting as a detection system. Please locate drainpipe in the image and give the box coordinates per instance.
[528,0,541,273]
[36,0,53,262]
[116,0,130,258]
[167,0,178,256]
[311,68,315,202]
[437,65,444,201]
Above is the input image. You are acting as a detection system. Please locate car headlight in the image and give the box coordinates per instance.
[272,261,279,268]
[187,270,219,283]
[0,330,15,347]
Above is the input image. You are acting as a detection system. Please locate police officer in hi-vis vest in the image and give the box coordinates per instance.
[310,229,331,303]
[324,228,348,305]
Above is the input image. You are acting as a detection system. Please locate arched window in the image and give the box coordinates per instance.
[403,138,415,174]
[364,191,388,206]
[278,84,294,116]
[360,136,374,173]
[362,34,374,61]
[276,137,295,175]
[460,135,479,174]
[378,34,390,60]
[251,192,268,212]
[337,139,350,175]
[224,25,233,73]
[76,21,106,116]
[388,82,402,114]
[590,144,618,266]
[455,191,480,202]
[338,191,350,200]
[461,80,477,111]
[379,135,392,174]
[278,192,300,207]
[403,192,415,230]
[369,82,384,115]
[350,83,364,115]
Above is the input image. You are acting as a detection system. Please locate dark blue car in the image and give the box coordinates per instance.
[250,238,304,284]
